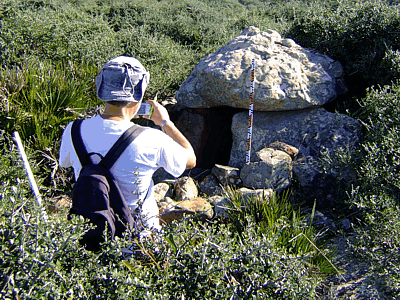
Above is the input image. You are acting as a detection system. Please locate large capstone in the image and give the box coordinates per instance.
[176,26,346,111]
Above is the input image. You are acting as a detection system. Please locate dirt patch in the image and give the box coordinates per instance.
[320,233,384,299]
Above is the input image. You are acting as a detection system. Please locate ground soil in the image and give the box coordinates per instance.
[320,233,390,299]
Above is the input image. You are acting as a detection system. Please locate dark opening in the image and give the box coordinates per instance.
[171,106,244,170]
[196,106,244,169]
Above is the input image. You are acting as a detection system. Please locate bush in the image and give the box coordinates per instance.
[1,59,99,152]
[0,0,118,66]
[0,206,326,299]
[349,202,400,299]
[288,0,400,103]
[223,187,337,275]
[0,131,333,299]
[338,81,400,299]
[352,81,400,209]
[0,0,319,100]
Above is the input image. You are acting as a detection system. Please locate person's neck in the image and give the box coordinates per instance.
[101,104,135,121]
[101,111,128,120]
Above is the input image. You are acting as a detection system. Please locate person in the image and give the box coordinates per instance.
[59,55,196,233]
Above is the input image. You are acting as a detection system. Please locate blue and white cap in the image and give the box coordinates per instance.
[95,56,149,102]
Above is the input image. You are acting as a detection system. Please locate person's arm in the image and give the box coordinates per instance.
[58,123,73,168]
[146,99,196,169]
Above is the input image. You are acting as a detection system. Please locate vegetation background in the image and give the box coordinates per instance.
[1,0,399,298]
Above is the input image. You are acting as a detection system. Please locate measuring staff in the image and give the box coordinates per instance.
[245,59,256,165]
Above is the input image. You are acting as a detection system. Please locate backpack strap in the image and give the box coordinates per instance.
[71,118,146,169]
[71,119,90,166]
[100,125,146,169]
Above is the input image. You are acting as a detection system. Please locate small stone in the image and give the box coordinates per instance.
[341,219,351,231]
[153,182,173,203]
[159,197,213,224]
[198,174,224,197]
[174,176,198,201]
[268,141,299,159]
[211,164,242,186]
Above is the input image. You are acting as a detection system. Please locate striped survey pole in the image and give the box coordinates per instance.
[245,59,256,164]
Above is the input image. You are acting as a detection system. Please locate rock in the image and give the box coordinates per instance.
[292,155,323,188]
[236,187,274,202]
[211,164,242,186]
[293,156,345,209]
[198,174,224,197]
[240,147,292,192]
[174,109,205,160]
[47,195,71,213]
[208,195,230,219]
[229,108,361,169]
[309,210,337,232]
[164,196,174,204]
[153,182,173,203]
[159,207,185,225]
[159,197,213,224]
[159,96,178,108]
[268,141,298,159]
[176,26,345,111]
[176,197,213,219]
[209,189,273,219]
[174,176,199,201]
[158,201,168,210]
[341,219,351,231]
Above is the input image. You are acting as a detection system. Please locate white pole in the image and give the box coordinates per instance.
[245,59,256,165]
[13,132,48,222]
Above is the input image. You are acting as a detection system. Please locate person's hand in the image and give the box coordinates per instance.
[145,99,196,169]
[146,99,170,127]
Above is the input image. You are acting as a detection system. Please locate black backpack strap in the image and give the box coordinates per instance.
[71,119,89,166]
[72,119,146,168]
[100,125,146,169]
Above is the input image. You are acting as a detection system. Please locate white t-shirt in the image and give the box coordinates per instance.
[59,115,188,230]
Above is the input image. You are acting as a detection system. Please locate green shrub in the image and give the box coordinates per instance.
[349,202,400,299]
[0,205,325,299]
[0,0,118,66]
[352,81,400,209]
[223,187,337,275]
[338,81,400,299]
[0,0,321,101]
[1,59,98,152]
[0,131,332,299]
[146,218,322,299]
[288,0,400,103]
[116,27,200,97]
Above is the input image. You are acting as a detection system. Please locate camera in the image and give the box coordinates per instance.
[137,102,152,116]
[137,93,157,117]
